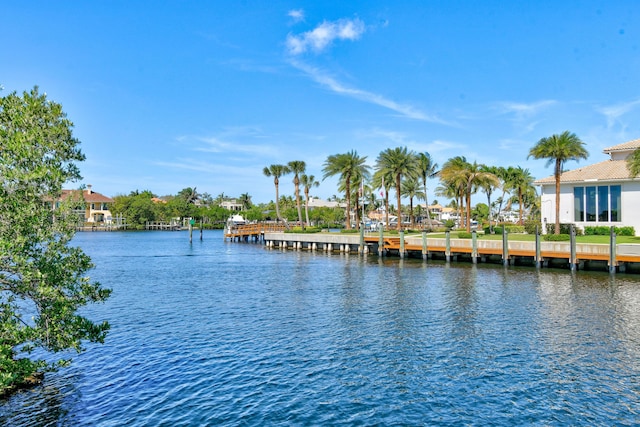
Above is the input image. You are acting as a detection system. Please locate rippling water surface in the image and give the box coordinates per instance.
[2,230,640,425]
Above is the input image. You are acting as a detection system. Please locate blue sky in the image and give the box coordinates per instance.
[3,1,640,204]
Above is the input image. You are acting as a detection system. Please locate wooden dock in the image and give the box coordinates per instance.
[233,227,640,274]
[146,221,182,231]
[224,222,287,242]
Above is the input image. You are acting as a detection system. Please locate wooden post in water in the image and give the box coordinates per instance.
[399,230,405,259]
[200,219,203,241]
[609,226,617,274]
[502,229,509,266]
[472,230,478,264]
[189,219,194,243]
[422,231,428,261]
[359,226,365,255]
[445,231,451,263]
[535,226,541,268]
[570,225,577,271]
[378,226,384,257]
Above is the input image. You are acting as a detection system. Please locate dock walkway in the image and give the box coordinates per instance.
[243,227,640,273]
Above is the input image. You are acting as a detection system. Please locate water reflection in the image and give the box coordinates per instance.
[3,232,640,426]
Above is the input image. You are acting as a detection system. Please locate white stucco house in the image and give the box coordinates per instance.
[535,138,640,235]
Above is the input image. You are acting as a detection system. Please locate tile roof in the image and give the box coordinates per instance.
[603,138,640,153]
[60,189,114,203]
[534,159,634,184]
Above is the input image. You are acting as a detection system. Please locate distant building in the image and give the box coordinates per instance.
[307,197,346,209]
[54,185,115,224]
[220,199,244,211]
[535,138,640,235]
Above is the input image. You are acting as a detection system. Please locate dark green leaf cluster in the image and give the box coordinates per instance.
[584,225,635,236]
[1,87,111,395]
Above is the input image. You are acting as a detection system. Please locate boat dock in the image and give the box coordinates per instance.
[224,222,287,241]
[225,225,640,273]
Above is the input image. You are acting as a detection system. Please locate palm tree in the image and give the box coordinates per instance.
[322,151,370,230]
[418,152,439,229]
[239,192,252,210]
[439,156,469,228]
[288,160,306,227]
[376,147,419,231]
[528,131,588,234]
[508,166,535,225]
[479,165,501,233]
[178,187,199,204]
[401,177,425,227]
[372,168,394,228]
[440,158,498,232]
[339,169,369,229]
[300,174,319,227]
[627,149,640,177]
[214,192,228,207]
[263,164,291,223]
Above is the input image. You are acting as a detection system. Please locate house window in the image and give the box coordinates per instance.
[597,186,608,221]
[611,185,621,221]
[586,186,596,222]
[574,185,621,223]
[574,187,584,221]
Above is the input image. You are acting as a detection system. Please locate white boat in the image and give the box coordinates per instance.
[227,214,246,227]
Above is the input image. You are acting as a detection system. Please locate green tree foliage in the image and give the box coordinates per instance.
[322,151,370,230]
[627,148,640,178]
[300,174,320,227]
[0,87,111,395]
[112,190,158,228]
[418,152,439,229]
[263,164,291,224]
[529,131,588,234]
[288,160,306,227]
[375,147,418,231]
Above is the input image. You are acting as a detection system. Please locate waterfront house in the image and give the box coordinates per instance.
[220,199,244,211]
[56,185,115,224]
[535,138,640,235]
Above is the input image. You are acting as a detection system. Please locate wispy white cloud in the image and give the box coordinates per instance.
[496,100,557,118]
[493,100,557,134]
[286,18,365,55]
[598,98,640,128]
[154,158,222,173]
[288,9,305,24]
[194,136,277,156]
[290,60,448,124]
[176,127,280,158]
[153,158,257,176]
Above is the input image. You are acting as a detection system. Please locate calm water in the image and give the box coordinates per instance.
[2,230,640,426]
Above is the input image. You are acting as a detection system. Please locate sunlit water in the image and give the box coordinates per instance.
[2,230,640,426]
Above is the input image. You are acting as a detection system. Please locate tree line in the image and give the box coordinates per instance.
[262,132,592,235]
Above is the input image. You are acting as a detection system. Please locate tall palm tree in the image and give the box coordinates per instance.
[401,177,425,227]
[439,156,469,228]
[508,166,535,225]
[178,187,199,204]
[376,147,419,231]
[418,152,439,229]
[263,164,291,223]
[479,165,501,233]
[288,160,306,227]
[528,131,588,234]
[339,169,369,229]
[322,151,370,230]
[239,192,252,210]
[372,168,394,228]
[440,158,498,232]
[300,174,319,227]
